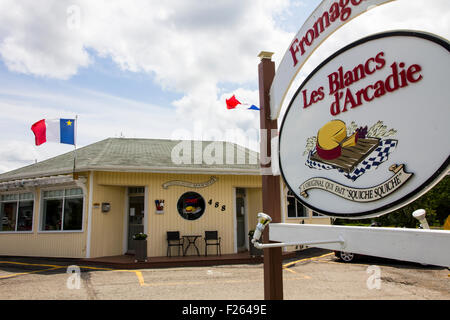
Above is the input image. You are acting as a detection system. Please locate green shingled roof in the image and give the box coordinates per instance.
[0,138,261,182]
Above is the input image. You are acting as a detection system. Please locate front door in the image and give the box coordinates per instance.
[236,188,247,252]
[127,189,145,253]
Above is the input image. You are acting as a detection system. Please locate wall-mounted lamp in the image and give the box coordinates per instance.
[251,212,345,250]
[252,213,272,242]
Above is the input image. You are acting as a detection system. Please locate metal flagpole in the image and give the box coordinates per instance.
[73,115,78,179]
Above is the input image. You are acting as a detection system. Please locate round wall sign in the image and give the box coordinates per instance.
[177,192,206,220]
[279,31,450,219]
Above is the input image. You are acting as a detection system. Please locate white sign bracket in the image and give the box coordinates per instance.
[252,236,345,250]
[252,213,450,267]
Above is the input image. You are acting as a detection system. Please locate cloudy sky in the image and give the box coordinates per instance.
[0,0,448,173]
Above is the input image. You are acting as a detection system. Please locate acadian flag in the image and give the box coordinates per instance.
[31,118,76,146]
[226,95,260,111]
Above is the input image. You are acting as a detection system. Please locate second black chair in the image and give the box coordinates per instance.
[204,231,221,256]
[166,231,184,257]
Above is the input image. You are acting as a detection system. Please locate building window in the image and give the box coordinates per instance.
[41,188,83,231]
[128,187,145,195]
[0,193,34,232]
[287,191,307,218]
[312,211,325,217]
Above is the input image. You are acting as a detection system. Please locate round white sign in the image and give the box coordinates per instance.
[279,31,450,218]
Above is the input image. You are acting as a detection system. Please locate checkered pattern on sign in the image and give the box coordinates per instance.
[305,139,398,181]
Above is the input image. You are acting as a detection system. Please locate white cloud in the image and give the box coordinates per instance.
[0,0,292,87]
[0,0,294,174]
[0,1,91,79]
[0,85,179,172]
[0,141,39,173]
[0,0,449,174]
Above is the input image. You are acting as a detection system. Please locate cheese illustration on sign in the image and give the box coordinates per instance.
[278,31,450,218]
[304,120,400,181]
[300,119,415,202]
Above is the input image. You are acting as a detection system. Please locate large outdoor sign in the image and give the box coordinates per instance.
[279,31,450,218]
[270,0,395,120]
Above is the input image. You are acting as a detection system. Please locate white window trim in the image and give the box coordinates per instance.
[0,190,35,233]
[86,171,94,258]
[122,190,129,255]
[38,186,86,233]
[143,186,148,236]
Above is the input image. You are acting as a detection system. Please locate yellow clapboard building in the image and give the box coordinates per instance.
[0,138,330,259]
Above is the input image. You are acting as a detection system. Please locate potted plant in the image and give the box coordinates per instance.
[248,230,263,257]
[133,233,148,262]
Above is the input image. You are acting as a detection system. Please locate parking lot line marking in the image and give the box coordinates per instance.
[79,266,117,271]
[0,261,140,281]
[134,268,313,288]
[0,259,315,286]
[283,252,334,268]
[284,269,312,279]
[0,261,64,268]
[0,266,65,279]
[135,271,146,286]
[284,267,297,274]
[289,275,312,280]
[282,266,313,279]
[134,271,263,287]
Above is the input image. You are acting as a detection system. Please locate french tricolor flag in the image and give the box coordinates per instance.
[226,95,260,111]
[31,118,76,146]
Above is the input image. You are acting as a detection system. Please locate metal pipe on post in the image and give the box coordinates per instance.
[412,209,430,229]
[257,51,283,300]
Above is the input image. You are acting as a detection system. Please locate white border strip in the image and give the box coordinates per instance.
[270,223,450,267]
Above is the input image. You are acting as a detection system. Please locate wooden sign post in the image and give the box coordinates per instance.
[258,51,283,300]
[254,1,450,301]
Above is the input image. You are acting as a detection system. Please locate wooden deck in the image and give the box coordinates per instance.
[81,251,297,269]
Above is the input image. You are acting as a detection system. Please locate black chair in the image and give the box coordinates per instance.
[167,231,184,257]
[204,231,221,256]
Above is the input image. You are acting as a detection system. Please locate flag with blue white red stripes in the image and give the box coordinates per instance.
[226,95,259,111]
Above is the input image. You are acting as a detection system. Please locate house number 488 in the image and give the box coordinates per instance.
[208,199,226,212]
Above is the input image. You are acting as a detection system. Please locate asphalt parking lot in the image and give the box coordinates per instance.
[0,249,448,300]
